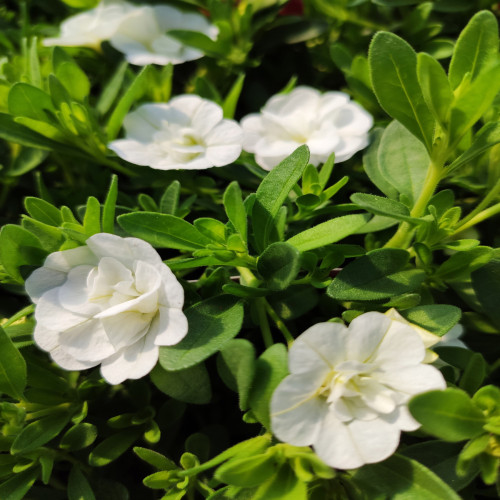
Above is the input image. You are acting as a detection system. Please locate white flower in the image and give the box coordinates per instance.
[109,5,218,66]
[108,95,243,170]
[270,312,446,470]
[439,324,467,349]
[25,233,188,385]
[43,0,136,51]
[241,86,373,170]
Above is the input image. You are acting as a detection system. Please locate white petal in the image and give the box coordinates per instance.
[289,322,348,374]
[33,323,60,352]
[158,265,184,308]
[100,333,159,385]
[241,114,264,151]
[376,364,446,395]
[383,405,420,432]
[101,312,151,351]
[271,372,329,446]
[191,99,224,137]
[205,119,243,146]
[150,307,188,346]
[332,102,373,135]
[169,95,204,122]
[346,312,391,362]
[50,346,100,371]
[25,267,67,303]
[108,138,165,166]
[43,246,96,273]
[58,265,100,316]
[59,319,116,362]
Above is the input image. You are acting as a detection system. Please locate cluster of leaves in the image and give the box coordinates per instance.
[0,0,500,499]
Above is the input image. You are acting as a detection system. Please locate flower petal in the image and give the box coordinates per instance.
[150,307,188,346]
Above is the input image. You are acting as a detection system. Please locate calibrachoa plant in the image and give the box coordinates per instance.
[0,1,499,499]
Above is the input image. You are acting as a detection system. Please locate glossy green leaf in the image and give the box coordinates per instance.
[53,48,90,101]
[83,197,101,236]
[118,212,212,251]
[0,466,39,500]
[287,213,370,252]
[215,453,276,488]
[167,30,228,57]
[369,32,434,150]
[60,423,98,451]
[253,145,310,252]
[194,218,226,244]
[351,453,461,500]
[248,343,288,430]
[448,10,499,90]
[223,73,245,119]
[409,388,487,442]
[133,447,175,471]
[253,465,307,500]
[102,175,118,234]
[88,430,141,467]
[160,180,180,216]
[96,61,128,116]
[434,247,492,281]
[257,242,300,291]
[350,193,421,223]
[327,248,426,301]
[24,197,62,226]
[8,147,48,176]
[12,413,70,454]
[150,363,211,404]
[68,466,96,500]
[400,304,461,336]
[159,295,244,371]
[8,82,54,122]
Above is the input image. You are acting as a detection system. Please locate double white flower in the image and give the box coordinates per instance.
[108,95,243,170]
[241,86,373,170]
[270,312,446,470]
[44,0,218,66]
[25,234,188,385]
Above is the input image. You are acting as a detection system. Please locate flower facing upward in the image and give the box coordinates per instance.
[43,0,136,51]
[108,95,243,170]
[241,86,373,170]
[109,5,218,66]
[25,234,188,385]
[270,312,446,470]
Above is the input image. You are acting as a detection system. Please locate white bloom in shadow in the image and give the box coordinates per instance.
[270,312,446,470]
[43,0,136,51]
[241,86,373,170]
[25,234,188,385]
[108,95,243,170]
[109,5,218,66]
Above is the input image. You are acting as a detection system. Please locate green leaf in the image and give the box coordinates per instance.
[0,224,46,282]
[375,120,430,206]
[327,248,426,301]
[167,30,228,57]
[160,180,180,215]
[215,453,277,488]
[133,447,175,471]
[150,363,211,404]
[248,343,288,430]
[8,147,48,177]
[24,197,62,226]
[102,175,118,234]
[222,73,245,119]
[417,52,453,127]
[459,352,486,396]
[286,214,370,252]
[448,122,500,174]
[0,326,27,399]
[472,259,500,328]
[434,247,492,281]
[400,304,461,336]
[53,48,91,102]
[253,465,307,500]
[253,145,310,252]
[88,430,141,467]
[351,453,461,500]
[60,423,98,451]
[362,129,399,200]
[138,193,158,213]
[0,466,39,500]
[449,63,500,142]
[409,388,487,441]
[448,10,499,90]
[96,61,128,116]
[8,82,54,122]
[83,197,101,236]
[11,413,70,454]
[218,339,256,411]
[22,216,63,252]
[257,242,300,291]
[369,32,435,150]
[350,193,422,223]
[194,218,226,244]
[224,181,247,242]
[107,65,152,140]
[118,212,212,251]
[68,466,96,500]
[159,295,244,371]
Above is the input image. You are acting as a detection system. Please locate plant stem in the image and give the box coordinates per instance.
[452,202,500,236]
[384,160,443,249]
[458,177,500,228]
[256,298,273,348]
[264,300,294,346]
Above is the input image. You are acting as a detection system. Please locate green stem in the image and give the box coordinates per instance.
[384,160,443,249]
[459,177,500,227]
[452,202,500,236]
[264,300,294,346]
[256,298,273,348]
